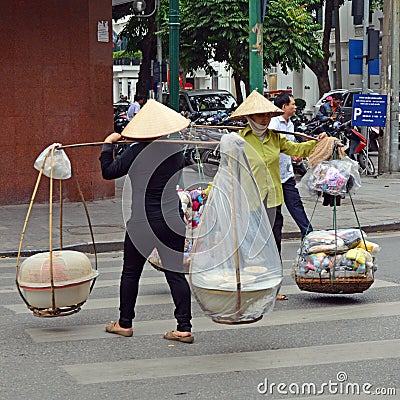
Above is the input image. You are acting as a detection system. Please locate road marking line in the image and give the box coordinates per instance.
[61,338,400,384]
[26,301,400,343]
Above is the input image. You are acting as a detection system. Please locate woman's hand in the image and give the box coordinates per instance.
[316,132,328,141]
[104,132,122,144]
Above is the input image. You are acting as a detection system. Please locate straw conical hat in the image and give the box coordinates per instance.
[121,99,190,139]
[229,90,284,120]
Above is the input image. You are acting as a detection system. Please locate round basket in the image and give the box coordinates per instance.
[295,276,374,294]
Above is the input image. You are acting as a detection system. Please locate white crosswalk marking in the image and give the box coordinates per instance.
[25,301,400,342]
[62,339,400,384]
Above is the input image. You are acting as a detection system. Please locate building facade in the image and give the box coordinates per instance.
[0,0,115,205]
[267,1,383,115]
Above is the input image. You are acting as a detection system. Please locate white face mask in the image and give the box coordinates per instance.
[246,116,268,137]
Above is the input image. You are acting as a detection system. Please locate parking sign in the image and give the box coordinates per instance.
[352,94,388,127]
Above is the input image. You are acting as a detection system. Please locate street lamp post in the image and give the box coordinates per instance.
[249,0,264,94]
[169,0,180,112]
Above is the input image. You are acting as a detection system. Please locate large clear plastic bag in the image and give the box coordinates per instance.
[298,157,361,197]
[189,133,282,324]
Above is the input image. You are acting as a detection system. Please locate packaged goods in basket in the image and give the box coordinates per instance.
[189,133,283,324]
[293,229,380,280]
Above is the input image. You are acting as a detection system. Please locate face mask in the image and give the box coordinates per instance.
[246,116,268,137]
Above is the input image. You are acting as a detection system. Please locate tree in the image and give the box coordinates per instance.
[113,0,157,97]
[115,0,324,102]
[177,0,323,102]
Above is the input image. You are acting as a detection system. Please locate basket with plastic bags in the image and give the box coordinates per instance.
[293,228,380,294]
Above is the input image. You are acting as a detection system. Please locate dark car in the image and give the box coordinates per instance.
[162,89,238,121]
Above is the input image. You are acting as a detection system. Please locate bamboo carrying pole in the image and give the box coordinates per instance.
[56,125,316,151]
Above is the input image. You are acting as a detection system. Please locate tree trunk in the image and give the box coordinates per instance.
[233,74,244,104]
[306,0,334,97]
[136,1,157,96]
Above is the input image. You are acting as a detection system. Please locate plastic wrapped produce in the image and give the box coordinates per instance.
[190,133,282,324]
[293,229,380,294]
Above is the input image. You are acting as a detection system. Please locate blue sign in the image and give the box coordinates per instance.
[349,39,379,75]
[352,94,388,127]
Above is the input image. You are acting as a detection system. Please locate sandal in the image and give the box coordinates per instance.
[276,294,288,301]
[164,330,194,344]
[105,321,133,337]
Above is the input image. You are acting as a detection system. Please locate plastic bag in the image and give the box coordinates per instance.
[298,157,361,197]
[189,133,282,324]
[34,143,71,180]
[293,229,379,280]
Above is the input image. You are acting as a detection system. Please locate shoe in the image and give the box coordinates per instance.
[276,294,288,301]
[105,321,133,337]
[163,330,194,343]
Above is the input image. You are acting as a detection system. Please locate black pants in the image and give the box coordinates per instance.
[263,200,283,255]
[283,176,313,238]
[119,218,192,332]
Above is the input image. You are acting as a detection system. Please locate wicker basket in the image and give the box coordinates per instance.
[295,276,374,294]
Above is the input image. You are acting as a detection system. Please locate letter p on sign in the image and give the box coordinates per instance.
[353,108,362,119]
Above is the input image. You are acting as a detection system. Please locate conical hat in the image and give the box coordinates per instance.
[229,90,284,120]
[121,99,190,139]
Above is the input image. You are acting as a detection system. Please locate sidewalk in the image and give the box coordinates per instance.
[1,174,399,257]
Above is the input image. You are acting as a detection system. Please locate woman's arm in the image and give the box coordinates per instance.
[99,133,136,180]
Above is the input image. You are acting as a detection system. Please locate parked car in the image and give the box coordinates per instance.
[162,89,238,121]
[313,88,376,121]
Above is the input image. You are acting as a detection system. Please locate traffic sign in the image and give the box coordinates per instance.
[352,94,388,127]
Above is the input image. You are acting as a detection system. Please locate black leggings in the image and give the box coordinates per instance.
[119,219,192,332]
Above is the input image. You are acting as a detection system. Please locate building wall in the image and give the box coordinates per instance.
[0,0,114,205]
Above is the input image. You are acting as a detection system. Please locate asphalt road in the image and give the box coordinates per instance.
[1,231,399,400]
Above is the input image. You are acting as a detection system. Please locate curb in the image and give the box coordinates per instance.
[2,222,399,258]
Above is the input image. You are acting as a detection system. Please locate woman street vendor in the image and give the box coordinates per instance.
[229,90,327,299]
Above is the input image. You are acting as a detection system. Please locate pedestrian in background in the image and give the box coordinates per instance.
[126,94,146,121]
[316,92,344,122]
[100,99,194,343]
[269,92,313,238]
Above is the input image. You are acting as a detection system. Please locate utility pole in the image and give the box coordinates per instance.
[169,0,180,111]
[334,0,342,89]
[390,0,400,171]
[156,0,163,104]
[379,9,392,173]
[361,0,369,162]
[249,0,263,94]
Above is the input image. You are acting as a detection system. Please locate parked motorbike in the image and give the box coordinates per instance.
[324,120,375,175]
[343,123,375,175]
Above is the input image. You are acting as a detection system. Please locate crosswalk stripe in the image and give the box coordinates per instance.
[3,277,398,312]
[4,278,398,313]
[61,338,400,384]
[25,300,400,343]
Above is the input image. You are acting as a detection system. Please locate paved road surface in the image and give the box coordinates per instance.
[1,233,399,400]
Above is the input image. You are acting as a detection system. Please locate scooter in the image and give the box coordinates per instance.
[340,121,375,175]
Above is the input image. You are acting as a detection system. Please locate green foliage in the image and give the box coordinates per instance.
[112,50,142,60]
[263,0,324,74]
[121,0,324,93]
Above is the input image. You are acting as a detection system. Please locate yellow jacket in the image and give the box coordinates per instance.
[238,126,317,207]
